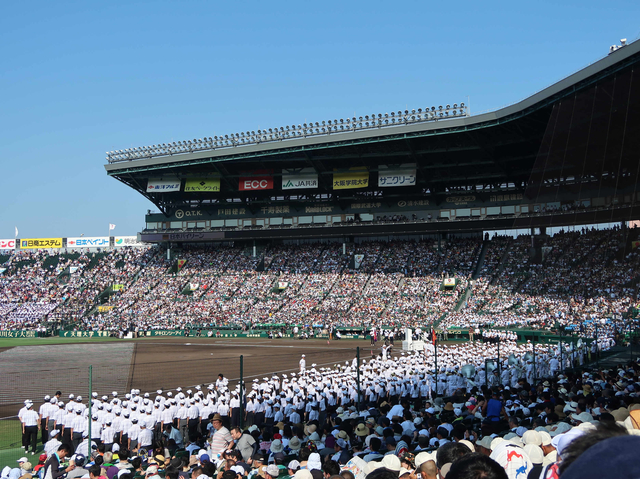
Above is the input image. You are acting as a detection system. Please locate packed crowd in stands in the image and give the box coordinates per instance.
[0,227,639,344]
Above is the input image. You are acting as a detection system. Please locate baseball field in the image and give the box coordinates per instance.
[0,335,383,465]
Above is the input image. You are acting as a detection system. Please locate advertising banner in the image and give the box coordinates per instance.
[378,164,417,187]
[282,168,319,190]
[114,236,146,247]
[185,178,220,192]
[59,330,110,338]
[0,330,38,338]
[20,238,63,249]
[67,237,109,248]
[239,170,274,191]
[333,168,369,190]
[97,305,115,312]
[0,239,15,249]
[147,178,181,192]
[147,330,185,336]
[444,278,456,287]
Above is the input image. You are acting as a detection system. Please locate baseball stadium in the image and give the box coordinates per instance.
[2,39,640,479]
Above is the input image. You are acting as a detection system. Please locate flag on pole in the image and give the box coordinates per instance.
[432,329,437,346]
[14,226,18,238]
[109,224,116,230]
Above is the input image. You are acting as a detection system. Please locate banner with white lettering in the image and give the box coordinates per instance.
[67,237,110,248]
[147,178,181,192]
[378,164,417,187]
[282,168,318,190]
[239,170,274,191]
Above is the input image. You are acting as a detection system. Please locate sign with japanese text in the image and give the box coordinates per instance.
[185,178,220,192]
[0,239,15,249]
[378,164,416,187]
[147,178,181,192]
[20,238,63,249]
[114,236,146,247]
[60,330,110,338]
[0,330,38,338]
[239,170,274,191]
[67,237,109,248]
[282,168,318,190]
[333,168,369,190]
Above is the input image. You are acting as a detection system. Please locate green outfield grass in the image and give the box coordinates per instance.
[0,419,22,450]
[0,419,44,467]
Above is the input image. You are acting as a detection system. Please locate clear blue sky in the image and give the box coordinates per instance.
[1,1,638,238]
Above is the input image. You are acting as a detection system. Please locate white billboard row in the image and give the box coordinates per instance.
[378,164,417,187]
[281,168,319,190]
[0,237,147,250]
[114,236,146,247]
[147,178,181,192]
[64,236,146,248]
[67,237,110,247]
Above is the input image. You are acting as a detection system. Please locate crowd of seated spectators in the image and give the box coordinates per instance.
[1,228,639,342]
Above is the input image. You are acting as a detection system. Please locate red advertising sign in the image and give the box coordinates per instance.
[0,239,16,249]
[239,170,274,191]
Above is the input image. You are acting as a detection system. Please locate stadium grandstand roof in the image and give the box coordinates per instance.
[106,39,640,240]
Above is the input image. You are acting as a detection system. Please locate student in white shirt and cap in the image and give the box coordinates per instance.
[22,403,40,454]
[299,355,306,375]
[44,429,62,457]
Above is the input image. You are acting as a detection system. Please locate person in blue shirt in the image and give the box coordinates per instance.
[481,389,507,428]
[164,424,184,449]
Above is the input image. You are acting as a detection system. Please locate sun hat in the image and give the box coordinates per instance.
[288,437,301,451]
[381,455,401,472]
[270,439,283,453]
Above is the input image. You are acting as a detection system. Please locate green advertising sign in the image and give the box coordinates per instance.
[0,330,38,338]
[59,330,111,338]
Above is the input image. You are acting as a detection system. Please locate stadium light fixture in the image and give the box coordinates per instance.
[107,100,470,162]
